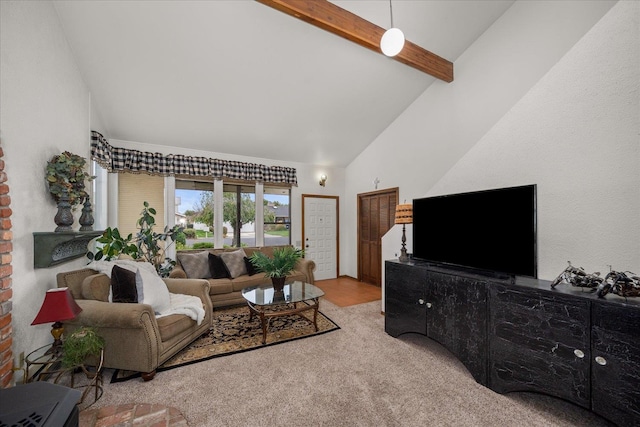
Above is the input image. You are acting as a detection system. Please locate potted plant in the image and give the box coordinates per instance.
[86,201,184,277]
[62,327,105,369]
[46,151,94,231]
[249,246,304,290]
[46,151,93,207]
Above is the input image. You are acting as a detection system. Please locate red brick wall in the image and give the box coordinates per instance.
[0,143,13,388]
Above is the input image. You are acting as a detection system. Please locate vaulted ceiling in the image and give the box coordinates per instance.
[53,1,514,167]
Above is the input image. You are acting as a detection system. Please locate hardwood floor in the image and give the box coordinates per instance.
[314,276,381,307]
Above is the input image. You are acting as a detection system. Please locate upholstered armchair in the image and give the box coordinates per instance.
[56,268,212,381]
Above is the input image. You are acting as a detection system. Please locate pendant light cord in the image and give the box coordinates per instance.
[389,0,394,28]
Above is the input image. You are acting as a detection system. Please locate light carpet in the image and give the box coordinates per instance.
[92,299,612,426]
[111,303,339,382]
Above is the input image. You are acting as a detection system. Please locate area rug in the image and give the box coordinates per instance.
[111,303,340,383]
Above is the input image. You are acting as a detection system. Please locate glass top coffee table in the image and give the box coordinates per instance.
[241,281,325,345]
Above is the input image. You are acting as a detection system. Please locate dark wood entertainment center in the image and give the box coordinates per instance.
[385,259,640,426]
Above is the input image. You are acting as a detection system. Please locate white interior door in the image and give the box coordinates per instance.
[303,196,338,281]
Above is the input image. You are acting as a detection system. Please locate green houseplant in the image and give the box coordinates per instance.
[62,327,105,369]
[46,151,93,207]
[249,246,304,289]
[86,201,184,276]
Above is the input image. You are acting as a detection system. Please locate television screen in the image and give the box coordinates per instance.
[412,185,537,278]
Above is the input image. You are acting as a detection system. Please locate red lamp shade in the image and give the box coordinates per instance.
[32,287,82,325]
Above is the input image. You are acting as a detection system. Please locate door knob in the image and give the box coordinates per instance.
[306,244,309,248]
[573,349,585,359]
[426,302,432,309]
[595,356,607,366]
[418,299,425,305]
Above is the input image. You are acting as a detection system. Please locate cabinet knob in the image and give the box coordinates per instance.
[573,349,585,359]
[426,302,432,309]
[418,299,425,305]
[595,356,607,366]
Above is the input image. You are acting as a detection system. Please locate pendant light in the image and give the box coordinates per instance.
[380,0,405,57]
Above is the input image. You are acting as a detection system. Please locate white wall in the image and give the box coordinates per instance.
[106,139,346,250]
[0,1,92,370]
[344,0,617,280]
[0,0,346,371]
[427,1,639,280]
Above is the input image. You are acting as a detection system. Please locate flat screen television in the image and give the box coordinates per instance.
[412,184,537,278]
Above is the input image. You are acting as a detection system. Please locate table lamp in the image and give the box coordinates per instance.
[394,203,413,262]
[31,287,82,355]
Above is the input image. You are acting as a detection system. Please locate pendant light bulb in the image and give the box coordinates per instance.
[381,0,404,57]
[381,28,405,57]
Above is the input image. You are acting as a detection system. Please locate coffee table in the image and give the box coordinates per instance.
[241,281,325,345]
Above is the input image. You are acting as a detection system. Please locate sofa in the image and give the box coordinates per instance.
[169,245,316,308]
[56,267,212,381]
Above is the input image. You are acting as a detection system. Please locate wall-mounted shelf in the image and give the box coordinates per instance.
[33,231,103,268]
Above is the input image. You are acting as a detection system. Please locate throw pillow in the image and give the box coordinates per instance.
[177,251,212,279]
[219,249,248,279]
[82,274,111,302]
[208,253,230,279]
[127,261,157,303]
[135,267,171,314]
[110,265,138,303]
[244,256,259,276]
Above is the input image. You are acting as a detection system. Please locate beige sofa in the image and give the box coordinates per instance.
[169,246,316,308]
[56,268,212,381]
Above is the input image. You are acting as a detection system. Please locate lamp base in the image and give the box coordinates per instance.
[48,321,64,356]
[398,223,410,262]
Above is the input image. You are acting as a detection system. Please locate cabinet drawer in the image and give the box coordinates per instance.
[426,271,488,385]
[489,285,590,408]
[385,262,427,337]
[591,302,640,426]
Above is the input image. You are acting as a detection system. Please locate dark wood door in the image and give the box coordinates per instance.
[358,188,398,286]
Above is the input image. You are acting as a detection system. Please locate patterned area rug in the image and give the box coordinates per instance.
[111,303,339,383]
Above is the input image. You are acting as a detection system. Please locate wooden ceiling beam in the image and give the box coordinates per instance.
[256,0,453,83]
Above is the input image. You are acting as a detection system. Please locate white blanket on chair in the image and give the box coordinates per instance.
[157,293,205,325]
[88,260,205,325]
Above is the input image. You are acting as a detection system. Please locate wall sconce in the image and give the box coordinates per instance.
[319,174,327,187]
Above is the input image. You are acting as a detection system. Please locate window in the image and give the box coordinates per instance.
[91,161,108,230]
[119,172,165,237]
[223,184,256,248]
[264,186,291,246]
[175,179,215,245]
[114,176,291,250]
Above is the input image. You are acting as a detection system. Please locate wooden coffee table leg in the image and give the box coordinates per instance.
[247,303,268,344]
[259,311,267,345]
[250,296,323,345]
[313,299,319,331]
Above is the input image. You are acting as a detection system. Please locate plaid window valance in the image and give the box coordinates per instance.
[91,131,297,185]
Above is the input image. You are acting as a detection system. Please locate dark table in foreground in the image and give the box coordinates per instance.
[0,381,81,426]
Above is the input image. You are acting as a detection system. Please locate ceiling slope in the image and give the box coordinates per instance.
[257,0,454,82]
[53,1,513,167]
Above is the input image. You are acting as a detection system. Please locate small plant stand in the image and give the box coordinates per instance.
[26,343,104,408]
